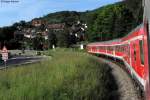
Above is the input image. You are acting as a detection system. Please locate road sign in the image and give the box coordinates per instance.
[1,46,8,62]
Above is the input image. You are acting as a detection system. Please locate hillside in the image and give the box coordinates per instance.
[31,1,143,42]
[0,0,143,49]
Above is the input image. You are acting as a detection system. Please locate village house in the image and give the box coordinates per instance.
[32,19,46,27]
[47,23,65,31]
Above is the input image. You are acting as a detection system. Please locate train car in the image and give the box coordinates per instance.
[87,24,146,89]
[86,21,150,99]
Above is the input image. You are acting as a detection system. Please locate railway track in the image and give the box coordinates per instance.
[99,57,143,100]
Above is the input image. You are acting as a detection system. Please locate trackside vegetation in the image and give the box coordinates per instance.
[0,49,118,100]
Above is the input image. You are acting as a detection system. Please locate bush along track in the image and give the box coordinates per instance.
[0,50,118,100]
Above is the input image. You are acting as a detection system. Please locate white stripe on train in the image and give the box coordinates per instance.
[88,35,144,47]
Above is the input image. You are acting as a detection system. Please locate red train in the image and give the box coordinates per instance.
[87,22,150,100]
[87,0,150,99]
[87,24,147,88]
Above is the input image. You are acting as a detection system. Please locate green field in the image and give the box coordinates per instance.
[0,49,118,100]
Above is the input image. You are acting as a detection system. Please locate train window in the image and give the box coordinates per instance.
[134,44,136,61]
[139,40,144,65]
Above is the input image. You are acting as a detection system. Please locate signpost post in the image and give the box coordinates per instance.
[1,46,8,69]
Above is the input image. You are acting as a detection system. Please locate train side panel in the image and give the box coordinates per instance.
[87,25,146,89]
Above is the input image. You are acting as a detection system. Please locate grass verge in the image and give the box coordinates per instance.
[0,49,118,100]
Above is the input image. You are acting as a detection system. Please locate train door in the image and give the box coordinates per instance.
[135,39,145,77]
[138,39,145,79]
[131,41,139,71]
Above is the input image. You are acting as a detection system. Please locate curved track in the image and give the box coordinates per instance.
[99,58,141,100]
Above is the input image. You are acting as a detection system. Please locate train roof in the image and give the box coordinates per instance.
[87,39,121,46]
[121,24,143,41]
[87,24,143,46]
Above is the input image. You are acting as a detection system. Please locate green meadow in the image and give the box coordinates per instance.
[0,49,117,100]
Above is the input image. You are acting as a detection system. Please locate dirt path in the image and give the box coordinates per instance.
[99,58,141,100]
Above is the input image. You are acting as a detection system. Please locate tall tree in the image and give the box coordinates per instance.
[48,30,57,48]
[124,0,143,24]
[85,2,136,42]
[57,28,70,47]
[33,33,45,50]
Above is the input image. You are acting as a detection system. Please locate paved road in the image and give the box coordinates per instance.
[0,56,47,69]
[9,50,38,56]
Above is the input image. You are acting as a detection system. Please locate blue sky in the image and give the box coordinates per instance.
[0,0,120,27]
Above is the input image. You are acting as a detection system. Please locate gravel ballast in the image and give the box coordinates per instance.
[99,58,141,100]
